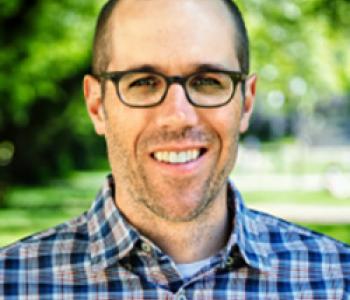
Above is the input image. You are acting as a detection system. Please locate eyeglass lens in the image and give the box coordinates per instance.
[118,72,235,107]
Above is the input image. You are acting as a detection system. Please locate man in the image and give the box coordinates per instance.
[1,0,349,298]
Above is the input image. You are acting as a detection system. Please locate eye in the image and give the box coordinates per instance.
[190,75,222,88]
[129,76,159,88]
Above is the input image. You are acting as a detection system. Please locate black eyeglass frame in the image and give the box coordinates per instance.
[98,69,247,108]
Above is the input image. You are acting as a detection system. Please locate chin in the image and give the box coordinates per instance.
[144,192,215,223]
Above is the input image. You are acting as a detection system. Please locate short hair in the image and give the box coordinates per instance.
[92,0,249,75]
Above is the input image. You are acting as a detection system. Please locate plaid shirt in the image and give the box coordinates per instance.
[1,175,349,299]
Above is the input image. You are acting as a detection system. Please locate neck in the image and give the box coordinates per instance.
[116,186,231,263]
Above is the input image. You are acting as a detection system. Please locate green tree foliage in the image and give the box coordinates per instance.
[237,0,350,140]
[0,0,105,186]
[0,0,349,189]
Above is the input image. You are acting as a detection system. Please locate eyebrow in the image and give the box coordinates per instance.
[194,63,232,72]
[121,63,234,74]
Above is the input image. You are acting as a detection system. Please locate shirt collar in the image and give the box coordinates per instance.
[88,175,140,270]
[87,175,272,272]
[227,180,272,272]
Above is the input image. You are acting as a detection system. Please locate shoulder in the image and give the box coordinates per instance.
[0,212,90,273]
[249,208,350,276]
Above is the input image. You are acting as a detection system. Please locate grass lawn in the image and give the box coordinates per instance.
[304,224,350,245]
[0,208,83,247]
[0,171,105,247]
[0,170,349,247]
[244,190,342,205]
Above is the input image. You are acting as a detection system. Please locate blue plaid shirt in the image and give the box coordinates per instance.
[1,175,349,299]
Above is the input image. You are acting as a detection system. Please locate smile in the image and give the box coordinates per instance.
[152,149,206,164]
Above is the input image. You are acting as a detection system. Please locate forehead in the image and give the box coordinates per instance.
[107,0,238,72]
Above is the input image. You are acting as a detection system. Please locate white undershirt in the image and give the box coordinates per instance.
[176,257,212,279]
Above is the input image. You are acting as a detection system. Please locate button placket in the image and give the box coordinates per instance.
[141,242,152,254]
[175,292,187,300]
[225,256,234,267]
[124,263,132,271]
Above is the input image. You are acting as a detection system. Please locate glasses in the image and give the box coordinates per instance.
[98,69,247,108]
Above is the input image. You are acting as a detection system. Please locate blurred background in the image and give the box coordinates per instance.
[0,0,349,247]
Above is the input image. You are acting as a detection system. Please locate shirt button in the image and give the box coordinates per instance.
[176,294,187,300]
[141,242,152,253]
[226,256,234,267]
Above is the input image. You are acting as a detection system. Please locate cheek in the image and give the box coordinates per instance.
[104,119,140,182]
[211,104,242,143]
[105,104,151,157]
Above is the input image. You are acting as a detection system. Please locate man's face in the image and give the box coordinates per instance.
[85,0,256,222]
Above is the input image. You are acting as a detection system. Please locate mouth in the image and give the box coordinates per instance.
[151,148,208,165]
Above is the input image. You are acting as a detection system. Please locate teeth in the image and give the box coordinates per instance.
[153,149,201,164]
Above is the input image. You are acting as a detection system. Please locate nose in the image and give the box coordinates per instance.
[155,83,199,129]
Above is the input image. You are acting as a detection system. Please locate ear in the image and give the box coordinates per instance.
[240,74,257,133]
[83,75,106,135]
